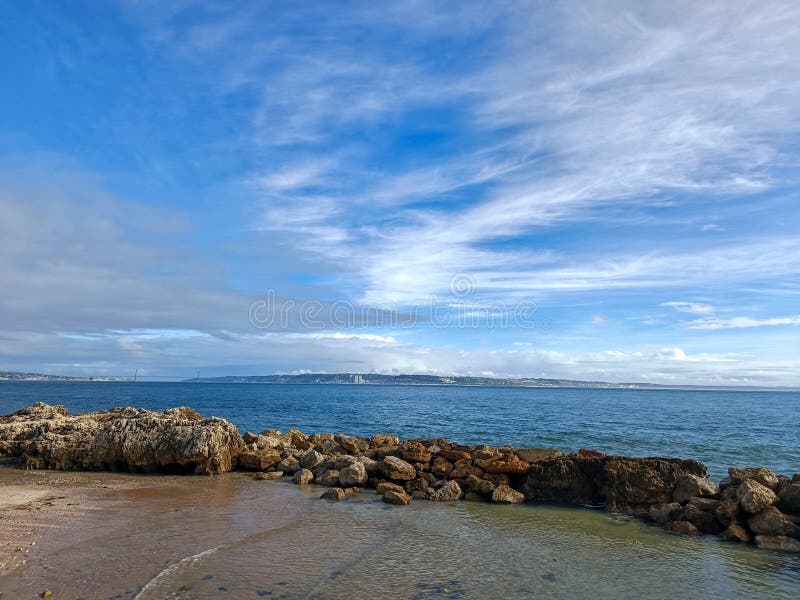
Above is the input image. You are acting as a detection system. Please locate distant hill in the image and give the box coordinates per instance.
[185,372,655,389]
[0,370,126,382]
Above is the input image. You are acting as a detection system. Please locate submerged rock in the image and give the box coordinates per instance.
[0,402,244,474]
[382,489,411,505]
[321,487,346,501]
[666,521,699,536]
[754,535,800,552]
[747,507,800,538]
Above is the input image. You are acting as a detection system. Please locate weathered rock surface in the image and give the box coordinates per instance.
[648,502,682,524]
[292,468,314,484]
[382,489,411,505]
[492,484,525,504]
[0,402,244,474]
[430,480,463,502]
[321,487,346,501]
[238,449,281,471]
[777,484,800,515]
[666,521,699,536]
[253,471,284,481]
[747,507,800,538]
[729,467,779,490]
[754,535,800,552]
[380,456,417,481]
[737,479,777,514]
[672,474,718,503]
[339,462,368,486]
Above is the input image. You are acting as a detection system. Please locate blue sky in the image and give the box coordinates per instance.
[1,1,799,385]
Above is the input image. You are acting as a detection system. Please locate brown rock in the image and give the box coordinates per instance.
[576,449,605,458]
[472,445,500,460]
[334,434,368,455]
[754,535,800,552]
[371,434,399,447]
[747,506,800,538]
[238,449,281,471]
[430,480,463,501]
[715,500,742,527]
[430,456,453,477]
[678,504,724,535]
[316,469,340,487]
[450,460,484,479]
[463,474,496,496]
[382,489,411,505]
[491,484,525,504]
[299,448,325,470]
[672,474,718,503]
[277,456,300,474]
[376,481,406,495]
[720,524,752,543]
[380,456,417,481]
[777,484,800,515]
[474,454,531,475]
[252,471,283,480]
[399,441,432,464]
[666,521,699,536]
[737,479,777,514]
[339,462,368,487]
[439,449,472,462]
[321,487,346,501]
[729,467,779,490]
[516,448,563,463]
[292,468,314,484]
[687,497,722,512]
[648,502,682,524]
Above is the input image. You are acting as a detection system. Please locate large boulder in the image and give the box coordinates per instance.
[776,484,800,515]
[648,502,683,524]
[516,448,563,463]
[430,480,463,502]
[754,535,800,552]
[474,454,531,475]
[672,474,718,503]
[729,467,779,490]
[737,479,777,514]
[747,507,800,538]
[491,484,525,504]
[0,403,244,474]
[339,462,368,487]
[299,448,325,470]
[237,449,281,471]
[382,489,411,505]
[380,456,417,481]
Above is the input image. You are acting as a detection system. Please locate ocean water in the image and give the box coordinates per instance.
[1,381,798,481]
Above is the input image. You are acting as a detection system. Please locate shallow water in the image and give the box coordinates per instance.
[2,381,799,480]
[2,471,798,599]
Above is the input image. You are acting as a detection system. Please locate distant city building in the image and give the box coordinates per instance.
[351,374,365,384]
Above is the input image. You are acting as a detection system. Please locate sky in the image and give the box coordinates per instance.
[1,1,799,385]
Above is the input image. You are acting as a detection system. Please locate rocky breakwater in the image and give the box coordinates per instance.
[2,403,799,553]
[0,402,244,474]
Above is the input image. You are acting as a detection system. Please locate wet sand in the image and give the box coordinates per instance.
[1,467,799,599]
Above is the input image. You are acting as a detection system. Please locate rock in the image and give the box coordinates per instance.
[687,497,722,512]
[357,455,379,474]
[678,504,724,535]
[243,432,259,444]
[333,455,359,469]
[737,479,777,514]
[672,474,718,503]
[430,456,453,477]
[321,487,346,501]
[371,434,399,447]
[450,460,484,480]
[524,457,601,505]
[399,441,432,464]
[339,462,368,487]
[334,434,368,455]
[253,471,283,480]
[777,484,800,515]
[747,507,800,538]
[292,468,314,484]
[430,480,463,502]
[491,484,525,504]
[463,474,496,496]
[439,449,472,462]
[380,456,417,481]
[792,474,800,484]
[277,456,300,474]
[0,403,244,474]
[648,502,683,524]
[516,448,563,463]
[666,521,699,536]
[754,535,800,552]
[474,454,531,475]
[576,449,605,458]
[720,524,752,543]
[237,449,281,471]
[316,469,340,487]
[382,490,411,505]
[604,458,708,511]
[729,467,779,490]
[299,448,325,470]
[715,500,742,527]
[376,481,406,495]
[472,445,500,460]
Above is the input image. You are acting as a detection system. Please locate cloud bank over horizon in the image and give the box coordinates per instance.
[1,1,799,385]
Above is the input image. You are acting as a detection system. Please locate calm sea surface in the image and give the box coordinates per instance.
[1,382,798,480]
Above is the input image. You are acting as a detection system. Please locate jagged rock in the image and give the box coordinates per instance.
[516,448,563,463]
[450,460,484,479]
[777,484,800,515]
[380,456,417,481]
[339,462,368,486]
[430,456,453,477]
[430,480,463,502]
[399,441,432,463]
[729,467,779,490]
[316,469,340,486]
[672,474,718,503]
[715,500,742,527]
[720,524,752,543]
[0,403,244,474]
[678,504,724,535]
[299,448,325,470]
[382,490,411,505]
[321,487,346,501]
[792,474,800,484]
[463,474,496,496]
[243,432,259,444]
[253,471,283,481]
[238,449,281,471]
[357,455,379,474]
[472,445,499,460]
[475,454,531,475]
[666,521,699,536]
[334,455,359,470]
[737,479,777,514]
[371,434,399,447]
[492,484,525,504]
[277,456,300,474]
[376,481,406,495]
[754,535,800,552]
[748,507,800,538]
[334,434,368,455]
[292,468,314,484]
[687,497,722,512]
[648,502,683,524]
[439,449,472,462]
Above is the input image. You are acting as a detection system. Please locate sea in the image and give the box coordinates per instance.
[1,381,799,599]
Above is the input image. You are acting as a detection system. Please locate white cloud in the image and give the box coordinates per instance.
[662,301,716,315]
[684,315,800,330]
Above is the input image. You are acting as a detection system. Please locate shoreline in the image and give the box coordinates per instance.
[2,402,799,556]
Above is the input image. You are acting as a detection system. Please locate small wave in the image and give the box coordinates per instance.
[134,543,225,599]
